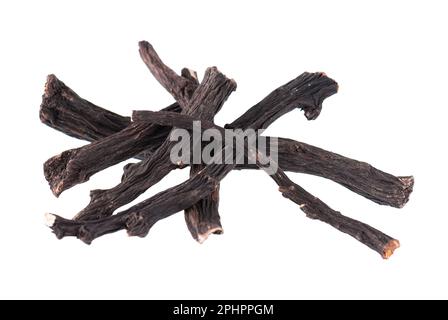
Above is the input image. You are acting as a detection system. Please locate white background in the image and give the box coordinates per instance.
[0,0,446,299]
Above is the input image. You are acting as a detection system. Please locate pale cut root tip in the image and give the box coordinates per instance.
[398,175,414,208]
[183,68,198,81]
[399,176,415,189]
[197,227,224,244]
[382,239,400,259]
[45,213,56,227]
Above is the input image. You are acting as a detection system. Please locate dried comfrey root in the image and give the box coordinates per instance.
[41,41,413,258]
